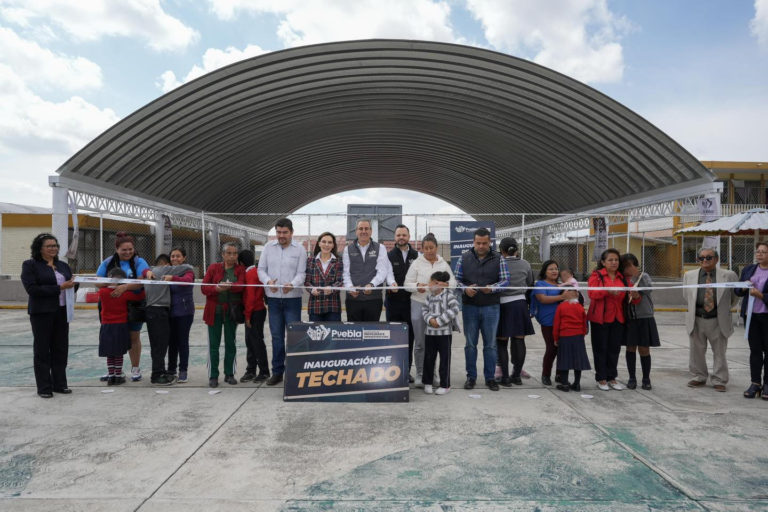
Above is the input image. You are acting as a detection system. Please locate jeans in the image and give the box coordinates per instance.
[462,303,500,381]
[309,312,342,322]
[168,314,193,374]
[145,306,171,379]
[267,297,302,375]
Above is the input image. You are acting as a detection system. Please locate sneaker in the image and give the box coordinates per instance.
[609,381,623,391]
[435,387,450,395]
[463,378,476,390]
[131,367,142,382]
[240,372,255,383]
[414,376,425,389]
[224,375,238,385]
[254,372,270,382]
[151,374,175,386]
[424,384,434,394]
[520,369,531,379]
[627,379,637,390]
[266,374,283,386]
[486,379,500,391]
[209,378,219,388]
[597,382,610,391]
[178,371,188,383]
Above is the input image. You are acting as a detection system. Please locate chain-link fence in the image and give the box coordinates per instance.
[1,208,762,281]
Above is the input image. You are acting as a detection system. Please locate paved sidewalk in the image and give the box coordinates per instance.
[1,310,766,511]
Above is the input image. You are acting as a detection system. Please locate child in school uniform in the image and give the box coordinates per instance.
[99,268,145,385]
[421,271,460,396]
[553,288,591,392]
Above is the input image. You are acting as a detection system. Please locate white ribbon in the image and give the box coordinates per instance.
[745,295,755,340]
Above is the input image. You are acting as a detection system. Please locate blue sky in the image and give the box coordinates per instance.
[0,0,766,213]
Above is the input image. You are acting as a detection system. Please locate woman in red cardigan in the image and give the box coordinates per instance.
[587,248,627,391]
[201,242,246,388]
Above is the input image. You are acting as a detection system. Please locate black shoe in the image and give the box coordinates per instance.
[556,383,571,392]
[500,378,513,388]
[209,378,219,388]
[541,376,552,386]
[240,372,255,383]
[266,374,284,386]
[151,374,175,386]
[114,377,126,385]
[254,372,270,382]
[641,380,652,391]
[627,379,637,390]
[38,392,53,398]
[107,376,116,386]
[224,375,238,385]
[408,374,415,384]
[53,388,72,394]
[554,374,562,384]
[570,383,581,392]
[486,379,500,391]
[463,378,476,390]
[511,376,523,386]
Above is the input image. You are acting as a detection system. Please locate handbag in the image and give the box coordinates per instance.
[127,299,146,323]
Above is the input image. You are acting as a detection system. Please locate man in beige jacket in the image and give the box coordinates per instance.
[683,248,740,392]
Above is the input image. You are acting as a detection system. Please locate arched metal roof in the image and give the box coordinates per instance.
[57,39,715,230]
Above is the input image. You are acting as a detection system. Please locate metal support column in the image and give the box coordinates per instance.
[52,185,70,261]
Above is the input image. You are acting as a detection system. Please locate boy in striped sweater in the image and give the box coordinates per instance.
[421,271,461,395]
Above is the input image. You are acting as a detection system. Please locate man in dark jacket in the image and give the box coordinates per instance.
[385,225,419,382]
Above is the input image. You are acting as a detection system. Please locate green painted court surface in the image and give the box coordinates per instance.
[1,310,767,511]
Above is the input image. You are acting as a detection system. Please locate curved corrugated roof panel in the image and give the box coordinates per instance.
[57,39,714,229]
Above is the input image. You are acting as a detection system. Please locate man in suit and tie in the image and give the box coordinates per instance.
[683,247,740,392]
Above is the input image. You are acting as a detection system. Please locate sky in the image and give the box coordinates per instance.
[0,0,767,215]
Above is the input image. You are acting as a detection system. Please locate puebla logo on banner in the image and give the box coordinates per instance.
[450,221,496,263]
[285,322,409,403]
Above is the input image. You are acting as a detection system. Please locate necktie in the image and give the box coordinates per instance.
[703,273,714,313]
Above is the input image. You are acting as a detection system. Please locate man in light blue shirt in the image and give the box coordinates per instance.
[258,218,307,385]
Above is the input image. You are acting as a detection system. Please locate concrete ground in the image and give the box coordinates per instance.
[0,309,767,511]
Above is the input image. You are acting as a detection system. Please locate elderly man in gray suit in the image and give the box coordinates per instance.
[684,247,740,392]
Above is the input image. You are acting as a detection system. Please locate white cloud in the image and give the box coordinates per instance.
[644,98,768,162]
[752,0,768,52]
[157,44,270,93]
[464,0,631,84]
[0,0,198,52]
[208,0,458,47]
[0,26,102,91]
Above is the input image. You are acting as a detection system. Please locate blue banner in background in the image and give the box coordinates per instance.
[450,221,496,263]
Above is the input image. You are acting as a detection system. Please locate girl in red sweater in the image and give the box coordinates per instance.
[99,268,145,385]
[553,289,590,392]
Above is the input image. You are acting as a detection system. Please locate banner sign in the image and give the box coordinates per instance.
[592,217,608,262]
[284,322,410,402]
[162,214,173,254]
[697,196,721,250]
[450,221,496,263]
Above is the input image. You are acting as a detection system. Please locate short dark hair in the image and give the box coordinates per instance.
[499,237,518,255]
[619,253,639,273]
[275,218,293,231]
[108,268,127,279]
[595,248,621,270]
[239,249,255,268]
[430,271,450,283]
[30,233,58,261]
[395,224,409,233]
[474,228,491,239]
[155,254,171,265]
[538,260,559,280]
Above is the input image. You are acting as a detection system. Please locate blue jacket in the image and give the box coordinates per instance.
[21,258,73,315]
[735,264,768,318]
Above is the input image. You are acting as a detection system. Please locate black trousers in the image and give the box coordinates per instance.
[748,313,768,384]
[145,306,171,379]
[30,307,69,394]
[424,334,451,389]
[245,309,269,375]
[590,321,624,382]
[346,298,383,322]
[385,298,414,370]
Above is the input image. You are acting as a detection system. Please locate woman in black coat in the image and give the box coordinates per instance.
[20,233,76,398]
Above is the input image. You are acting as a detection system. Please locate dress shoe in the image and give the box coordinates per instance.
[511,377,523,386]
[266,374,284,386]
[240,372,255,383]
[38,392,53,398]
[53,388,72,394]
[570,383,581,392]
[714,384,726,392]
[209,378,219,388]
[463,378,476,390]
[224,375,238,385]
[500,378,512,388]
[486,379,500,391]
[541,376,552,386]
[687,379,706,388]
[254,372,270,382]
[641,380,652,391]
[627,379,637,390]
[556,383,570,392]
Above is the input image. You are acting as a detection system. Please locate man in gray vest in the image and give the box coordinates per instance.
[343,218,397,321]
[454,228,510,391]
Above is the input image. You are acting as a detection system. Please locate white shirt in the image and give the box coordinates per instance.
[257,239,307,299]
[316,252,336,273]
[342,240,396,289]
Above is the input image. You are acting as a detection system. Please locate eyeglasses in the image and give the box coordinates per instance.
[43,244,60,249]
[697,256,715,262]
[756,251,768,255]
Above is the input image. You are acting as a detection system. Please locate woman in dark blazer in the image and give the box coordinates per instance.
[736,241,768,400]
[21,233,77,398]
